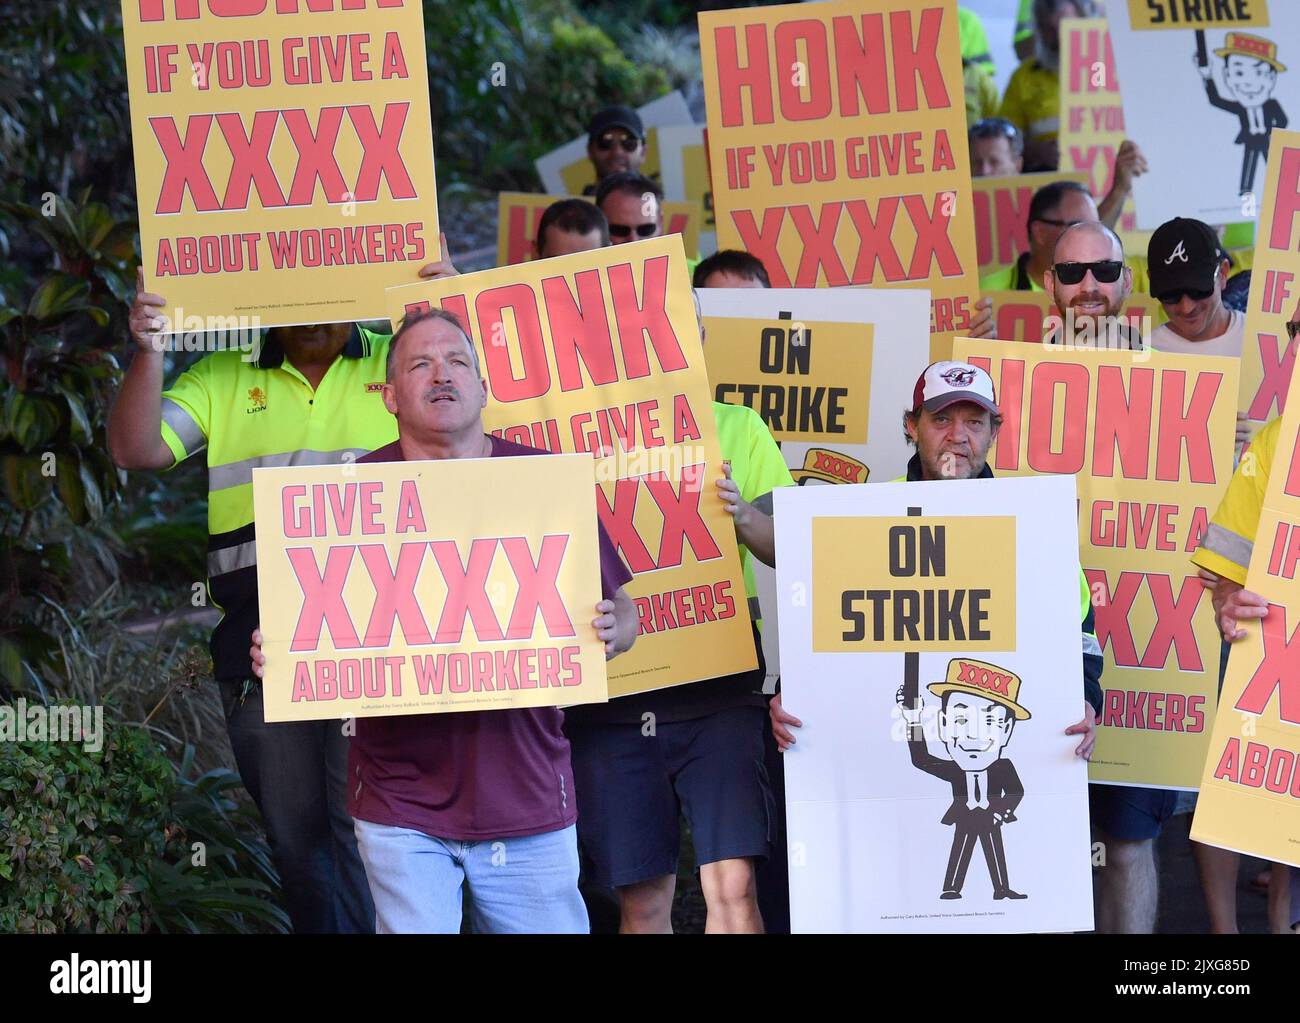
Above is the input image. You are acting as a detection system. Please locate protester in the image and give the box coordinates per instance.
[595,171,663,245]
[770,360,1102,770]
[969,117,1025,178]
[981,180,1098,292]
[252,307,637,933]
[1147,216,1252,450]
[693,250,771,290]
[535,199,611,259]
[959,6,998,125]
[108,241,459,934]
[1191,312,1300,935]
[1042,221,1141,350]
[999,0,1097,171]
[584,106,647,194]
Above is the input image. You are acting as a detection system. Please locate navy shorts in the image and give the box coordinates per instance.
[567,705,775,889]
[1089,783,1180,841]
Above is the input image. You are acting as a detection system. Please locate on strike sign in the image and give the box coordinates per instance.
[121,0,439,329]
[252,454,610,722]
[699,0,979,359]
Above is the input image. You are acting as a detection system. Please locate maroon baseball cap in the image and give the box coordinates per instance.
[912,361,999,415]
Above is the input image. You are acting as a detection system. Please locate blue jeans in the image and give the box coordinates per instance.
[220,677,374,934]
[353,819,588,933]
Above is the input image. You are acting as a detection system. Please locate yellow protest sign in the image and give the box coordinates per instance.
[1239,130,1300,424]
[701,314,871,443]
[1058,18,1146,251]
[955,339,1238,788]
[1193,366,1300,865]
[972,172,1089,277]
[699,0,979,361]
[495,192,702,267]
[384,236,755,697]
[812,516,1017,653]
[251,454,608,723]
[1126,0,1269,29]
[984,290,1163,343]
[121,0,439,329]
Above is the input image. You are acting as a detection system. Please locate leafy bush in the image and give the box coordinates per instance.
[425,0,673,190]
[0,716,286,934]
[1,715,171,933]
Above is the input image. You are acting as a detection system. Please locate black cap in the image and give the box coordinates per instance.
[1148,218,1222,299]
[587,106,644,143]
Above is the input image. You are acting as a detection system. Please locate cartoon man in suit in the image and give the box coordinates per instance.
[897,658,1029,901]
[1197,32,1288,197]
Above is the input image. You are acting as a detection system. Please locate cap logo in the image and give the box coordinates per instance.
[1164,240,1188,265]
[939,367,976,387]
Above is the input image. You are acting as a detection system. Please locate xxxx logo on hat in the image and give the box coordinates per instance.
[1214,32,1286,72]
[792,447,869,485]
[928,658,1031,720]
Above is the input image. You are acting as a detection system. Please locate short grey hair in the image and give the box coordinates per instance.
[386,307,481,382]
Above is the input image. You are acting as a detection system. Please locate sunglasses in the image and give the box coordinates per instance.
[971,117,1019,139]
[1157,288,1214,304]
[594,133,640,153]
[1052,260,1124,285]
[1287,321,1300,340]
[608,222,658,239]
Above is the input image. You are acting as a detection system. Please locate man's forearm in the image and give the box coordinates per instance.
[737,509,776,568]
[107,347,168,469]
[1097,185,1126,229]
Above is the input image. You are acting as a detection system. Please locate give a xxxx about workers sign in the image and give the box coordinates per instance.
[252,453,610,722]
[121,0,439,329]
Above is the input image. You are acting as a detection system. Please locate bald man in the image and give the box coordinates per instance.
[1043,221,1141,350]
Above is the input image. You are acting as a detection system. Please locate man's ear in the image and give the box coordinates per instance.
[1043,267,1055,293]
[381,382,398,416]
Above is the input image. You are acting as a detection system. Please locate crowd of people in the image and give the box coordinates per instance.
[107,0,1300,935]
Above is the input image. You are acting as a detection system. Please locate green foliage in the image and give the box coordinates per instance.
[0,192,133,697]
[0,717,286,934]
[425,0,672,190]
[0,714,170,933]
[0,4,133,213]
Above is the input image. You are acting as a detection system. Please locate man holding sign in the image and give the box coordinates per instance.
[771,361,1101,761]
[253,307,636,933]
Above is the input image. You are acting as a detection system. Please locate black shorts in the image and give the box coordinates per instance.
[1089,783,1180,841]
[567,705,775,889]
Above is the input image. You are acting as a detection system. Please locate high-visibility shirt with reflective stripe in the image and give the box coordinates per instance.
[712,401,795,625]
[160,325,397,680]
[1192,416,1281,586]
[998,59,1059,144]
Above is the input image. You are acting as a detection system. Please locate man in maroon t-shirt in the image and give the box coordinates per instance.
[254,307,636,933]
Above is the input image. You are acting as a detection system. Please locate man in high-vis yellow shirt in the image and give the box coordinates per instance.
[108,245,458,934]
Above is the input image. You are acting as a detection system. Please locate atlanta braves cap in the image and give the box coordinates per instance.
[1148,217,1221,300]
[912,361,999,416]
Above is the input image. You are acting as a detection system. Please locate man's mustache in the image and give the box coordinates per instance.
[423,385,458,402]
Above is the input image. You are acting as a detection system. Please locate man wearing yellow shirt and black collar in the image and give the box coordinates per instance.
[108,249,458,934]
